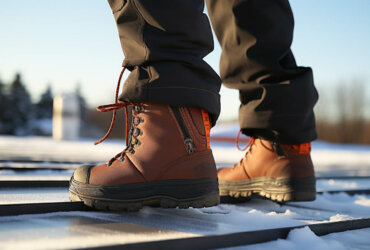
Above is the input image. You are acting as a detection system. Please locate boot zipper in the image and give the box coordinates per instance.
[273,142,286,159]
[171,106,195,154]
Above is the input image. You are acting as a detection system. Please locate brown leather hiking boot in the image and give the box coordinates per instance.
[218,137,316,202]
[69,70,219,211]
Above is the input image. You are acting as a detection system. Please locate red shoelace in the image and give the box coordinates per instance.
[235,128,255,151]
[94,67,132,146]
[94,67,142,166]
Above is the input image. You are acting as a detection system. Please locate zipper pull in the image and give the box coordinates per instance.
[170,106,196,155]
[185,138,194,154]
[273,142,286,159]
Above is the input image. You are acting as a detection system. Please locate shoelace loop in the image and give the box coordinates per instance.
[93,67,143,166]
[235,128,255,151]
[94,67,134,145]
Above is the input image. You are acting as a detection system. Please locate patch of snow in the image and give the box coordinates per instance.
[329,214,353,222]
[224,227,346,250]
[354,196,370,207]
[322,228,370,249]
[265,209,295,216]
[317,179,359,190]
[288,193,370,217]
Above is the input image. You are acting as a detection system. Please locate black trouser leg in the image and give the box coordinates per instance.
[206,0,318,143]
[107,0,221,125]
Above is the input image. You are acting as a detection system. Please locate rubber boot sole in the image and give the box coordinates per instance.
[219,176,316,203]
[69,178,220,211]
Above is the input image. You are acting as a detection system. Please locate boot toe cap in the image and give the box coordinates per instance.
[73,165,93,184]
[217,167,229,177]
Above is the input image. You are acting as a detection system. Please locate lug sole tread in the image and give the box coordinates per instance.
[69,190,220,212]
[219,178,316,202]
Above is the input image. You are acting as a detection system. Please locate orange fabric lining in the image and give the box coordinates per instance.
[201,110,211,150]
[291,142,311,154]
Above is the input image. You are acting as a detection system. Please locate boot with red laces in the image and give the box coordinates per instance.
[218,134,316,202]
[69,68,219,211]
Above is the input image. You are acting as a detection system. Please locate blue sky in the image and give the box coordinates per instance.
[0,0,369,121]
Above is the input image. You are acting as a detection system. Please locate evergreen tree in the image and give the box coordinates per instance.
[0,78,14,134]
[36,85,53,119]
[0,79,7,133]
[0,78,4,98]
[6,73,33,134]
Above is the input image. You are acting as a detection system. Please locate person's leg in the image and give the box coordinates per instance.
[109,0,221,124]
[69,0,221,210]
[206,0,317,202]
[206,0,318,143]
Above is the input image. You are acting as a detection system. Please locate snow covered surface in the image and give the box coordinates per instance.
[0,188,68,204]
[0,212,197,250]
[0,123,370,249]
[0,170,73,180]
[0,195,369,249]
[1,129,369,177]
[317,178,370,191]
[225,227,370,250]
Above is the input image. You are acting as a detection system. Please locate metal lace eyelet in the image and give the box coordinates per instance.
[133,117,140,125]
[133,128,140,137]
[134,105,141,112]
[119,156,125,162]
